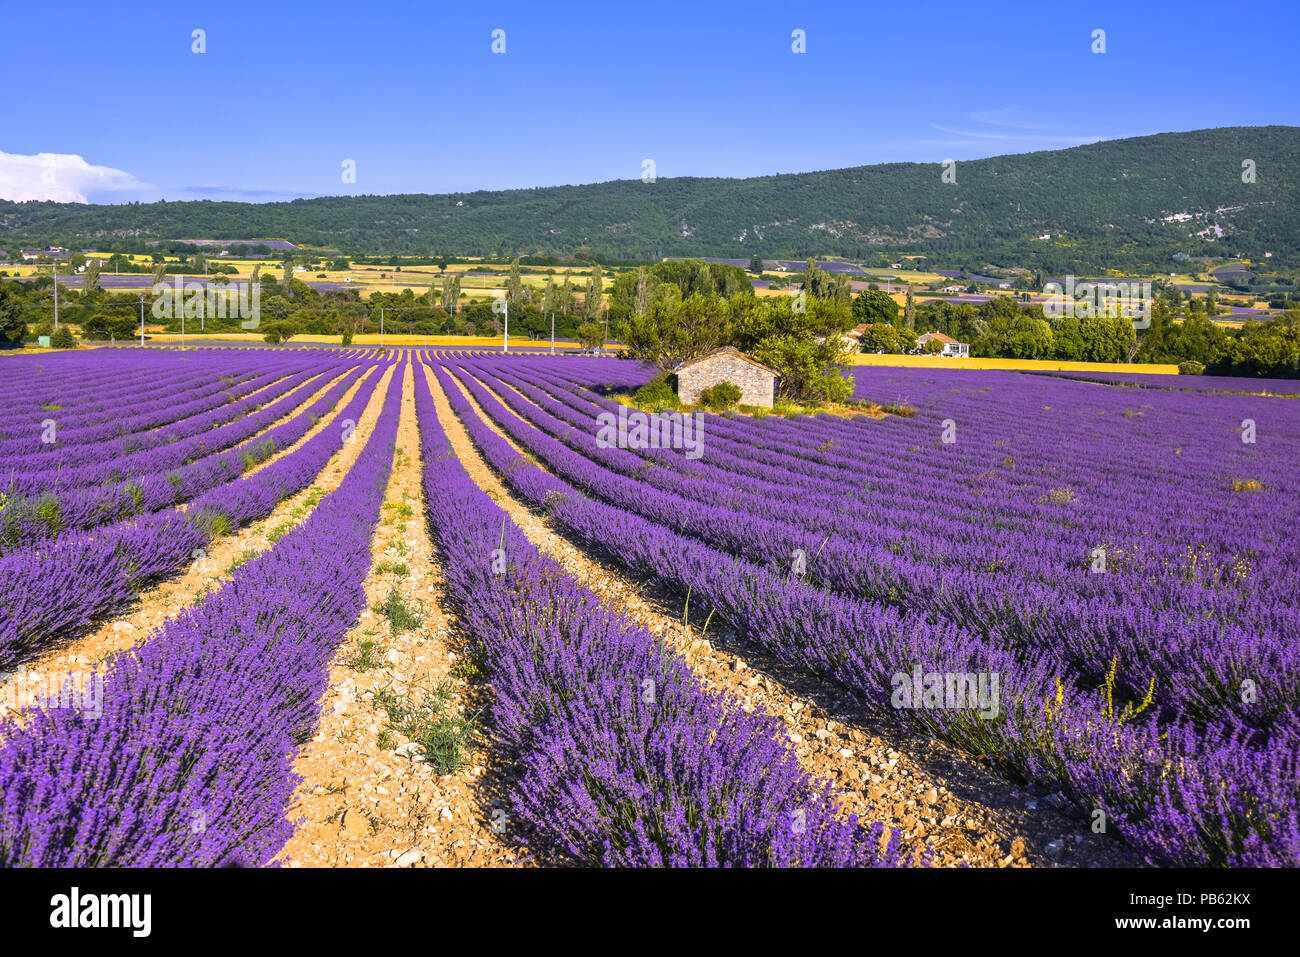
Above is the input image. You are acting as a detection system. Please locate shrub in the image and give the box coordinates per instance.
[1178,360,1206,375]
[633,375,678,409]
[261,320,298,344]
[81,314,138,341]
[700,381,742,409]
[51,326,76,349]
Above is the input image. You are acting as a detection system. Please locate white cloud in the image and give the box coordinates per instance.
[0,151,154,203]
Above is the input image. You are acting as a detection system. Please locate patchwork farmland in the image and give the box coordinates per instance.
[1,346,1294,869]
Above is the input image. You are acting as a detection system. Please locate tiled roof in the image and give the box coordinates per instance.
[672,345,781,377]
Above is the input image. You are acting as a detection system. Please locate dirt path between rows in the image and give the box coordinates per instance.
[0,363,393,722]
[276,360,522,869]
[429,357,1139,868]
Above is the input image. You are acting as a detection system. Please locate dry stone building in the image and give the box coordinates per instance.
[673,346,779,408]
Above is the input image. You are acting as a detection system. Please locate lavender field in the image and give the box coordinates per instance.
[0,348,1296,868]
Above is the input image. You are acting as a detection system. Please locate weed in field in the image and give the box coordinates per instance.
[376,586,421,634]
[450,645,488,681]
[347,639,385,671]
[374,682,474,774]
[226,548,260,575]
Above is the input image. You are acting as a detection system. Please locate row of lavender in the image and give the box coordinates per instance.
[411,358,909,866]
[0,355,397,668]
[0,358,405,865]
[459,357,1298,730]
[5,365,326,489]
[429,354,1297,866]
[1031,370,1300,396]
[0,350,257,435]
[0,363,363,549]
[0,350,343,460]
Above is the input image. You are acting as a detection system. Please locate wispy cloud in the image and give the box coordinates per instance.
[930,109,1110,148]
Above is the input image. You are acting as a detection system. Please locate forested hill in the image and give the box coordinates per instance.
[2,126,1297,270]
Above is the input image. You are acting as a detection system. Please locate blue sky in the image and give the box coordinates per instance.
[3,0,1296,203]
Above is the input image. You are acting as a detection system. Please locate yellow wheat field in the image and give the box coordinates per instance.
[847,354,1181,374]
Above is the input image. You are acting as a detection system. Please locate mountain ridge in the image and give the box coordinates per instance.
[2,126,1296,271]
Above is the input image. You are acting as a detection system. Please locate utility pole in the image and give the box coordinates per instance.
[502,299,509,353]
[550,311,555,355]
[53,261,59,330]
[138,294,146,346]
[380,307,384,347]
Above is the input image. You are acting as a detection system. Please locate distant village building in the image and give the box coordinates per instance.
[838,323,870,347]
[673,346,779,409]
[915,332,970,357]
[938,284,964,294]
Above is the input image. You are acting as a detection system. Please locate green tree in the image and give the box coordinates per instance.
[507,258,524,304]
[858,323,916,354]
[583,264,604,321]
[976,307,1053,358]
[1135,298,1172,361]
[0,283,28,346]
[903,285,915,330]
[1165,313,1229,365]
[51,325,77,349]
[635,266,650,316]
[83,257,101,298]
[81,313,137,341]
[262,319,297,344]
[622,289,731,373]
[733,295,855,402]
[749,254,763,274]
[852,288,900,327]
[576,320,605,351]
[440,274,461,316]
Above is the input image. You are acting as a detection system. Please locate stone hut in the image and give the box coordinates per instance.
[673,346,779,408]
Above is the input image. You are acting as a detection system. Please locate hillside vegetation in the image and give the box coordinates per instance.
[1,127,1296,271]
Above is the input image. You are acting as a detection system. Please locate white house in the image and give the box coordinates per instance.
[915,331,970,357]
[938,284,964,294]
